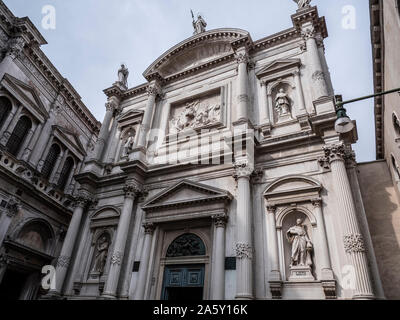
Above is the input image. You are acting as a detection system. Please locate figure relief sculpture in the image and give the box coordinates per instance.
[191,10,207,35]
[275,88,292,118]
[117,64,129,88]
[293,0,312,9]
[169,97,221,134]
[286,218,315,281]
[91,235,110,275]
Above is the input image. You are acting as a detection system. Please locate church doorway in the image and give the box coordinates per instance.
[161,264,205,301]
[0,269,31,300]
[160,233,207,301]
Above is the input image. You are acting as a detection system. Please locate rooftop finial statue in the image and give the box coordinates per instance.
[118,63,129,88]
[293,0,312,9]
[191,10,207,35]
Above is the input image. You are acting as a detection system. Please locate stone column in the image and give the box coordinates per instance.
[102,182,139,299]
[0,104,23,146]
[18,126,35,160]
[50,190,93,296]
[36,134,54,172]
[259,82,270,124]
[322,143,374,299]
[23,123,42,162]
[29,107,58,167]
[211,214,228,300]
[235,50,249,123]
[134,222,155,300]
[301,23,329,99]
[0,36,25,80]
[107,127,122,163]
[234,160,254,300]
[266,205,282,297]
[311,200,334,278]
[49,149,66,184]
[0,104,18,138]
[0,198,20,246]
[136,82,160,150]
[293,70,307,113]
[92,99,118,161]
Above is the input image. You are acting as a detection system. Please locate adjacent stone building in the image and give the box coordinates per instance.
[360,0,400,299]
[1,0,399,300]
[0,0,100,299]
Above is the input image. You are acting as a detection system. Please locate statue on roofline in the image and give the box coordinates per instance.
[293,0,312,9]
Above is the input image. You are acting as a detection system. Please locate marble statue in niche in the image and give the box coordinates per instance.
[286,218,313,267]
[122,129,136,158]
[169,94,221,134]
[286,217,315,281]
[117,64,129,88]
[91,234,110,275]
[275,88,291,118]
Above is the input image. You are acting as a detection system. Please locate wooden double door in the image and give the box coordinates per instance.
[161,264,205,301]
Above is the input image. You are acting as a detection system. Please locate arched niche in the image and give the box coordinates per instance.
[276,207,316,281]
[16,219,55,254]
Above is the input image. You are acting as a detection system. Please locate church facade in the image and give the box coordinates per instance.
[1,0,399,300]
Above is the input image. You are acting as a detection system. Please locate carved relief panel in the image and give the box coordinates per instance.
[168,89,223,135]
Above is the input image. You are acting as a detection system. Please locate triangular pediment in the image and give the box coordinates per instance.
[1,73,48,120]
[256,59,301,78]
[142,180,232,210]
[53,125,86,156]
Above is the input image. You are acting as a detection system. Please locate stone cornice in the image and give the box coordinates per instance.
[369,0,384,159]
[291,6,328,39]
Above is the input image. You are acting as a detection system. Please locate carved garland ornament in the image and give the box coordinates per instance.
[57,255,71,268]
[343,234,365,253]
[235,243,253,260]
[111,251,123,265]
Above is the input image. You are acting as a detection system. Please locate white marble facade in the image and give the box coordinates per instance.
[0,1,387,300]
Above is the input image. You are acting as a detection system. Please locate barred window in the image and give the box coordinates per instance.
[57,157,74,190]
[0,97,12,129]
[41,144,61,179]
[5,116,31,156]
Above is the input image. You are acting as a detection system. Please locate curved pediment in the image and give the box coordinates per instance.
[264,175,322,200]
[143,28,250,80]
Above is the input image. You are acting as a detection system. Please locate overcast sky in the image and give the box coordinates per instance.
[4,0,375,162]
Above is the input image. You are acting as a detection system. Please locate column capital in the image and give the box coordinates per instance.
[235,242,253,260]
[301,24,317,41]
[123,182,141,198]
[322,143,354,164]
[233,159,254,179]
[235,52,250,65]
[146,82,162,97]
[311,198,322,208]
[212,214,228,228]
[143,222,155,235]
[73,189,94,208]
[6,36,25,59]
[266,205,276,214]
